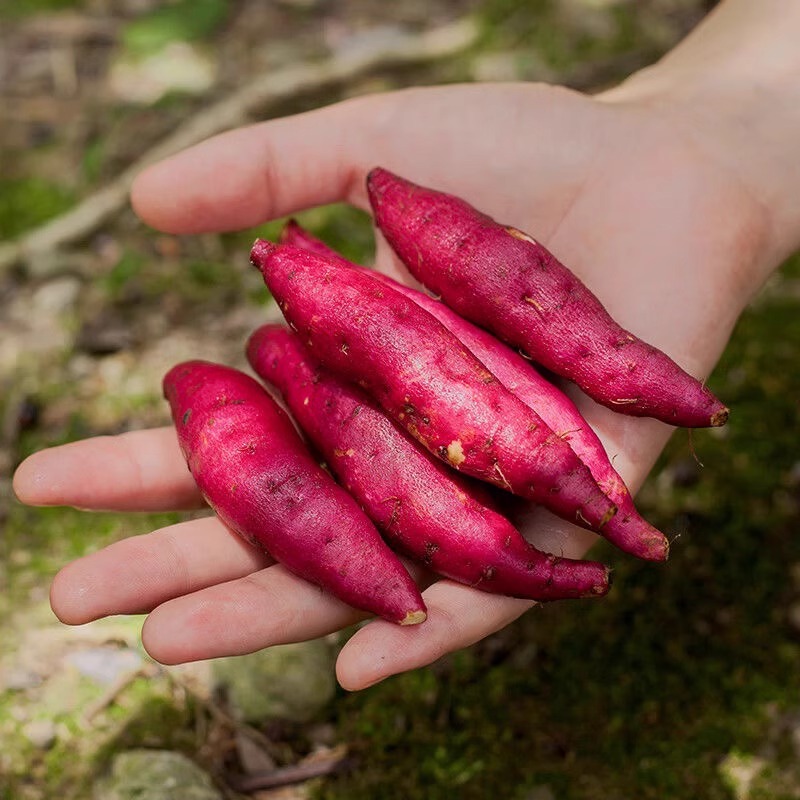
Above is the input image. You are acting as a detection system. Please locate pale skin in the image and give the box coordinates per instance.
[12,0,800,690]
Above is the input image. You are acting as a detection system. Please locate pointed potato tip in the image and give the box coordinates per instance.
[593,566,613,597]
[630,537,670,563]
[400,609,427,626]
[365,166,385,186]
[366,166,397,202]
[249,238,277,269]
[648,534,670,562]
[710,406,729,427]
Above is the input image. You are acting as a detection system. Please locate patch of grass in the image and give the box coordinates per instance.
[0,178,76,240]
[6,502,184,603]
[224,203,376,265]
[477,0,662,76]
[0,0,83,19]
[81,137,107,185]
[121,0,230,57]
[102,249,146,299]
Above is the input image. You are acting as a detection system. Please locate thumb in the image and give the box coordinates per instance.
[130,93,395,235]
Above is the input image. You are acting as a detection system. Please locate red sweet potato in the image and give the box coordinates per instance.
[250,240,617,532]
[367,167,728,429]
[247,324,611,600]
[163,360,426,625]
[281,221,668,561]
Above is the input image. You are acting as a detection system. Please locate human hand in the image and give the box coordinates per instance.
[14,3,799,689]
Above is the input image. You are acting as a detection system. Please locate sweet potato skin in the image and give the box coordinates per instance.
[250,240,616,532]
[281,221,667,561]
[163,360,426,625]
[366,167,728,429]
[247,325,611,600]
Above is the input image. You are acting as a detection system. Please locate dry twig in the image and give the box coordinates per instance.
[228,745,353,794]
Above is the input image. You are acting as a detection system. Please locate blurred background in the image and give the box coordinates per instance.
[2,1,800,798]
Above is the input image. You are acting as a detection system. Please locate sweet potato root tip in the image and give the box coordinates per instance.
[711,406,730,427]
[401,610,428,625]
[250,238,277,267]
[551,558,611,598]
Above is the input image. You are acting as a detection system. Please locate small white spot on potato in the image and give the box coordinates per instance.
[506,226,537,245]
[446,440,465,466]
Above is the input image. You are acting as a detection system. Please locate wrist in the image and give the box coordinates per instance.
[599,0,800,268]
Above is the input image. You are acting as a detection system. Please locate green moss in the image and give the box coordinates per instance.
[0,0,83,19]
[0,178,76,240]
[224,203,376,267]
[121,0,230,57]
[477,0,663,77]
[0,671,197,800]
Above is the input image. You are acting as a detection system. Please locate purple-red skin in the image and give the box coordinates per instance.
[162,360,426,625]
[247,324,611,600]
[281,220,668,561]
[366,167,729,429]
[250,240,617,532]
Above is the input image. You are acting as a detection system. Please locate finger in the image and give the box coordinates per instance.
[131,84,592,236]
[13,428,202,511]
[141,564,366,664]
[50,516,271,625]
[335,581,534,691]
[131,98,379,234]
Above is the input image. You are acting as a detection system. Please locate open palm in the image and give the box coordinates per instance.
[13,83,769,690]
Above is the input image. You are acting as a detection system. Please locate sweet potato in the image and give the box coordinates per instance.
[163,360,426,625]
[366,167,728,429]
[281,221,668,561]
[250,240,617,532]
[247,324,611,600]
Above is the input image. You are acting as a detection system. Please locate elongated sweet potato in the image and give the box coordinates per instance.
[367,167,728,429]
[247,324,611,600]
[281,221,668,561]
[250,240,617,532]
[163,360,426,625]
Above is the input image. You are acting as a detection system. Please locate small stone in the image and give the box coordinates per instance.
[235,733,276,775]
[3,666,42,691]
[327,25,408,63]
[791,723,800,760]
[787,605,800,634]
[213,640,336,724]
[65,647,143,686]
[76,314,134,355]
[308,722,337,747]
[525,787,556,800]
[110,41,217,105]
[22,719,57,749]
[719,752,767,800]
[96,750,222,800]
[471,52,521,82]
[31,277,82,316]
